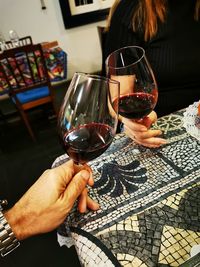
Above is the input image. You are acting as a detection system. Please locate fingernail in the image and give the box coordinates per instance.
[161,139,168,144]
[95,203,100,209]
[141,127,147,131]
[81,170,90,181]
[89,171,93,180]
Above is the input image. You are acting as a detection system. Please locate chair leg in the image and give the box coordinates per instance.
[0,109,7,125]
[49,95,58,118]
[18,109,36,142]
[0,110,8,139]
[52,101,58,117]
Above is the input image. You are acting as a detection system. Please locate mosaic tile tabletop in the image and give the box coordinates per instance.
[53,109,200,267]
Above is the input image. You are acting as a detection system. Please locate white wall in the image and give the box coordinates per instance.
[0,0,106,80]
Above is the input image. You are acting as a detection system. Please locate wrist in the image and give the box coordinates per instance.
[0,210,20,256]
[118,114,123,122]
[4,208,21,241]
[117,120,124,133]
[4,203,27,241]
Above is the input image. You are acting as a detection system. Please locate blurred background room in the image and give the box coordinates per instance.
[0,0,114,266]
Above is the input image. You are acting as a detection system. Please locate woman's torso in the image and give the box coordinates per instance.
[105,0,200,116]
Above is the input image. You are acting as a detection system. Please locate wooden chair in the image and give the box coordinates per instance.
[0,43,57,141]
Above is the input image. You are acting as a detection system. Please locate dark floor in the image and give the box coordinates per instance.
[0,82,81,267]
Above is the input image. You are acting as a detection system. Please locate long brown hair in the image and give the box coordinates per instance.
[106,0,121,31]
[106,0,200,41]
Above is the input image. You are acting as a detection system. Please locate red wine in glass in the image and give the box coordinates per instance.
[106,46,158,120]
[63,122,114,163]
[113,91,157,120]
[58,72,119,165]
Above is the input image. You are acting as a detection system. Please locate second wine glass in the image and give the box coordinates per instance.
[58,72,119,165]
[106,46,158,120]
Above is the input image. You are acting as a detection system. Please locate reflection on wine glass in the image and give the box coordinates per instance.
[9,30,20,47]
[0,32,6,53]
[106,46,158,120]
[58,72,119,165]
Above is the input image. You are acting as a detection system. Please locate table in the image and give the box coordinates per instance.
[52,109,200,267]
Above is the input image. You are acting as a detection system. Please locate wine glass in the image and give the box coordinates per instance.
[106,46,158,120]
[9,30,20,47]
[57,72,119,165]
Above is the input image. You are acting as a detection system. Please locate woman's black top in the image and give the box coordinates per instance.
[104,0,200,117]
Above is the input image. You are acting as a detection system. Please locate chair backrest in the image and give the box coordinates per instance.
[4,36,33,50]
[0,43,51,97]
[41,41,68,84]
[0,43,57,141]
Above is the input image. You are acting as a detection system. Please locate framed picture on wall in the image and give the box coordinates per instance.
[59,0,115,28]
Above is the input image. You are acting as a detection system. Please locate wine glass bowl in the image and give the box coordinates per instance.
[106,46,158,120]
[58,72,119,165]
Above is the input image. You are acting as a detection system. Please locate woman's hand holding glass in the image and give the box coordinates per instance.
[122,111,167,148]
[106,46,167,147]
